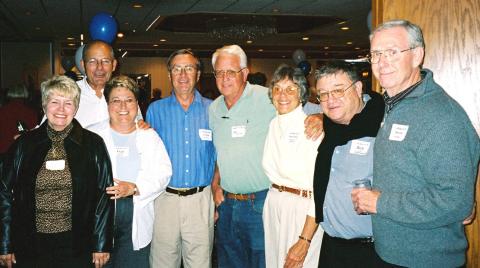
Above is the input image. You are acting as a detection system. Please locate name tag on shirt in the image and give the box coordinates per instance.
[46,160,65,170]
[287,132,300,143]
[199,129,212,141]
[232,125,246,138]
[349,140,371,155]
[389,124,409,141]
[115,147,129,157]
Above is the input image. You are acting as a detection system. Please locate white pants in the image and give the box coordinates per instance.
[150,186,214,268]
[263,188,323,268]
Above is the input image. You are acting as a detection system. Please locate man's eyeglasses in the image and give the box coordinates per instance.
[86,58,113,67]
[170,65,197,75]
[109,98,137,107]
[213,68,245,79]
[316,81,357,102]
[367,47,416,64]
[272,85,299,96]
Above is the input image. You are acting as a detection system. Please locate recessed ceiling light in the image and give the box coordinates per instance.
[124,22,130,25]
[258,49,264,52]
[132,29,136,33]
[117,32,124,38]
[302,37,310,41]
[246,40,253,44]
[153,44,159,47]
[272,8,280,13]
[341,26,350,30]
[338,21,347,25]
[282,55,286,58]
[346,41,353,45]
[66,37,75,40]
[355,47,360,50]
[67,43,75,46]
[160,39,167,42]
[324,46,329,50]
[132,3,143,8]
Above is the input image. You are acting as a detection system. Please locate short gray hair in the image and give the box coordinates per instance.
[314,61,360,85]
[41,75,81,111]
[370,19,425,48]
[269,64,308,105]
[212,45,247,69]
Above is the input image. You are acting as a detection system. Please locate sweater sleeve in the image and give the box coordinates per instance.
[377,116,479,229]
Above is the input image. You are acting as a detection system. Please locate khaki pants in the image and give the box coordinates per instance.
[150,186,214,268]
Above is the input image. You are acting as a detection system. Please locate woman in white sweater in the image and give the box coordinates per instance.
[89,75,172,268]
[262,65,323,268]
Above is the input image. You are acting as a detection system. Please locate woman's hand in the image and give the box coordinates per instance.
[92,252,109,268]
[0,254,16,268]
[284,239,309,268]
[106,179,137,199]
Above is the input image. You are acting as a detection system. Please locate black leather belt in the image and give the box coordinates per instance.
[328,234,374,244]
[166,186,206,196]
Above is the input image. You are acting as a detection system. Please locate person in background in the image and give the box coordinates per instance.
[0,85,39,154]
[302,86,322,115]
[89,75,172,268]
[0,75,114,268]
[313,61,385,267]
[352,19,480,267]
[147,49,216,268]
[209,45,323,268]
[247,72,267,87]
[262,64,323,268]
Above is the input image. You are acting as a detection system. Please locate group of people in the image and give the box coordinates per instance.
[0,18,479,268]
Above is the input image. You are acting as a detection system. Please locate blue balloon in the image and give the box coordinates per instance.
[298,61,311,76]
[89,12,118,44]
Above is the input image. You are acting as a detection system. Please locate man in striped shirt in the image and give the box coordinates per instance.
[146,49,216,268]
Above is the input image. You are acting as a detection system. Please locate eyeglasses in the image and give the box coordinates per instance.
[272,85,299,96]
[109,98,137,107]
[367,47,416,64]
[170,65,197,75]
[213,68,245,79]
[316,81,357,102]
[86,58,113,67]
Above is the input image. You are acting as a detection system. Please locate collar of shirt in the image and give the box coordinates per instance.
[80,77,104,98]
[168,89,202,109]
[383,70,426,113]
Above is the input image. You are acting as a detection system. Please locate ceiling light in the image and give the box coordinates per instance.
[355,47,360,50]
[302,37,310,41]
[160,39,167,42]
[67,37,75,40]
[132,29,136,33]
[272,8,280,13]
[346,41,353,45]
[117,32,124,38]
[338,21,347,25]
[124,22,129,25]
[258,49,264,52]
[153,44,159,47]
[121,51,128,58]
[132,4,143,8]
[324,46,329,50]
[207,16,277,41]
[282,55,286,58]
[35,27,41,30]
[246,40,253,44]
[146,15,161,31]
[67,43,75,46]
[341,26,350,30]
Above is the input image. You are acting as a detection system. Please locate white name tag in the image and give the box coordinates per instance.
[231,125,246,138]
[389,124,409,141]
[115,147,129,157]
[199,129,212,141]
[287,132,300,143]
[350,140,371,155]
[46,160,65,171]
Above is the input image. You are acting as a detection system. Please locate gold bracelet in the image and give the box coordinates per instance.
[298,235,312,243]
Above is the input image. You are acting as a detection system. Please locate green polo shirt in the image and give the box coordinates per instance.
[209,82,275,194]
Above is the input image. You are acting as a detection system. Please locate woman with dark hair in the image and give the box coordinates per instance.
[262,64,324,268]
[0,75,114,267]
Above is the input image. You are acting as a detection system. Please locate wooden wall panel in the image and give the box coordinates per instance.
[372,0,480,267]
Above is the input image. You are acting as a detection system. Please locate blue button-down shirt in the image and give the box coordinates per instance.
[146,90,216,188]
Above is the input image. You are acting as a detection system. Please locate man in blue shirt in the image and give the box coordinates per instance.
[146,49,216,268]
[313,61,385,267]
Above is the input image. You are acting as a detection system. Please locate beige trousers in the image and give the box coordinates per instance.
[263,188,323,268]
[150,186,214,268]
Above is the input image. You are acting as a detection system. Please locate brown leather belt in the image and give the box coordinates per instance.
[272,183,312,198]
[166,186,206,196]
[226,192,256,201]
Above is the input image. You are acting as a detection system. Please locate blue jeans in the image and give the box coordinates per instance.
[215,189,267,268]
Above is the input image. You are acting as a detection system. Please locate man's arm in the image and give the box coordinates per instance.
[211,164,223,207]
[304,113,323,140]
